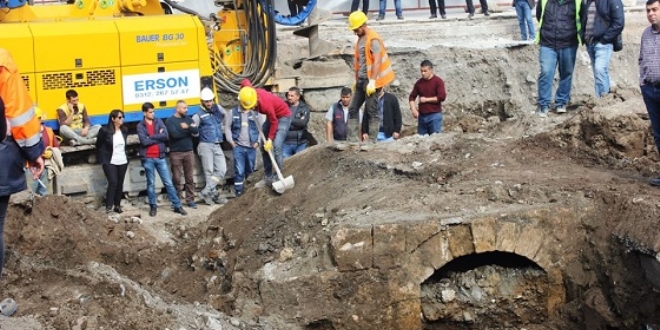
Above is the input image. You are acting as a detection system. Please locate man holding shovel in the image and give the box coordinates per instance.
[238,79,292,188]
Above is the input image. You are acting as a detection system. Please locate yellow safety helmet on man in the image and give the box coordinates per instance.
[348,11,368,30]
[238,86,257,110]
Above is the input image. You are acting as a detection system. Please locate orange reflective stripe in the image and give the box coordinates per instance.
[0,48,41,147]
[45,127,55,147]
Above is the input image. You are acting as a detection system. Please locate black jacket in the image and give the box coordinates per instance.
[285,101,311,145]
[362,92,402,139]
[96,125,128,165]
[537,0,580,49]
[579,0,624,45]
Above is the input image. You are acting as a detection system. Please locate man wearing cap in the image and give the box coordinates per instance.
[346,11,396,144]
[192,87,228,205]
[237,79,292,186]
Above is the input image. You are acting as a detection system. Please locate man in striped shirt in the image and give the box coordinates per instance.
[641,0,660,186]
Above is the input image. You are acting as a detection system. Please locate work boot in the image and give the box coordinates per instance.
[213,196,228,205]
[368,121,380,144]
[346,118,360,143]
[149,205,157,217]
[376,15,384,21]
[200,190,214,205]
[173,206,187,215]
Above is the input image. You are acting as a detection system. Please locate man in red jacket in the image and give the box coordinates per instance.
[238,79,292,185]
[409,59,446,135]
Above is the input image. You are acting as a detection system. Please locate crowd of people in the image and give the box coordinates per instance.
[0,0,658,315]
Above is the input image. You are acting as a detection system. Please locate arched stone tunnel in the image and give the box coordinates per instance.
[256,206,578,330]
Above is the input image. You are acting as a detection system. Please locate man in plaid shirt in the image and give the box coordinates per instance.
[640,0,660,185]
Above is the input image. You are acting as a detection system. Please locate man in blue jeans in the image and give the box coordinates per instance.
[535,0,582,117]
[377,0,403,20]
[283,87,310,159]
[137,102,187,217]
[513,0,536,41]
[580,0,623,98]
[409,60,446,135]
[640,0,660,186]
[362,88,402,143]
[224,105,260,197]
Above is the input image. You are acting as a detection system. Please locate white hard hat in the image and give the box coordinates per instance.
[200,87,215,101]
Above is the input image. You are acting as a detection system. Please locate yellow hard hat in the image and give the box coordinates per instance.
[34,106,43,119]
[238,87,257,109]
[348,11,368,30]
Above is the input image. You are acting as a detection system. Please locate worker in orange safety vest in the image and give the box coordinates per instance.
[0,48,44,309]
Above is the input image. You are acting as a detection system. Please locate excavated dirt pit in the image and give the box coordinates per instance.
[3,9,660,330]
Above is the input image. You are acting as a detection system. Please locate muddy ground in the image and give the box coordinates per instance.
[2,8,660,330]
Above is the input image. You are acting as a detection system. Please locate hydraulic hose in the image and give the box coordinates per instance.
[210,0,278,93]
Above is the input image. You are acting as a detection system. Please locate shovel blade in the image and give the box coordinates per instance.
[272,175,295,194]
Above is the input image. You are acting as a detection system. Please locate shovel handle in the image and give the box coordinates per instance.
[250,111,286,182]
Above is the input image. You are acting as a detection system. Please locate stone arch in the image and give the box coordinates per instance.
[407,216,566,314]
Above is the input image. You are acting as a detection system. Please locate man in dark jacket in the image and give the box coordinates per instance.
[137,102,187,217]
[165,100,199,209]
[283,87,310,159]
[580,0,624,98]
[362,88,402,143]
[325,87,353,143]
[536,0,582,117]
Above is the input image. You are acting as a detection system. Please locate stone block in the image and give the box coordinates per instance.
[470,217,497,253]
[405,220,442,253]
[534,235,560,270]
[495,221,518,252]
[406,231,453,284]
[546,268,566,314]
[447,225,475,258]
[389,300,422,330]
[386,268,422,301]
[373,223,405,270]
[330,227,373,271]
[514,225,545,261]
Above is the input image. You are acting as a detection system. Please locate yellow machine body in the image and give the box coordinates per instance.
[0,3,218,128]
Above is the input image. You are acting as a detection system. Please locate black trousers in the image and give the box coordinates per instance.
[429,0,446,16]
[287,0,304,16]
[466,0,489,14]
[351,0,369,14]
[102,163,128,208]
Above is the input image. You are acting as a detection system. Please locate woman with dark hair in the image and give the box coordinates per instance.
[96,109,128,213]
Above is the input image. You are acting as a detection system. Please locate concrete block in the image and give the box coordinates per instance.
[470,217,497,253]
[330,226,373,271]
[495,221,518,252]
[373,223,405,270]
[447,225,475,258]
